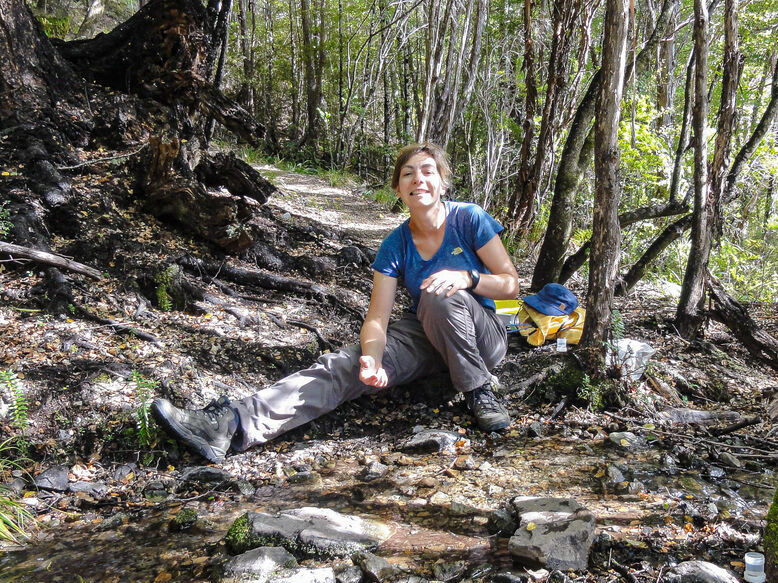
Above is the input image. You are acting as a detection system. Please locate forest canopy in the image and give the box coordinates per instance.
[7,0,778,307]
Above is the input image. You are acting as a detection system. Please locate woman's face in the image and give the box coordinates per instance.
[395,153,445,209]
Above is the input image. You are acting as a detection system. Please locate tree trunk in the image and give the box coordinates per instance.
[676,0,736,338]
[579,0,629,375]
[531,0,679,290]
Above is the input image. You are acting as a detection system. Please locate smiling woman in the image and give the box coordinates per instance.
[152,142,521,463]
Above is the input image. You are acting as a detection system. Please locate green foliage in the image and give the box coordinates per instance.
[0,370,28,434]
[577,374,604,411]
[0,438,35,543]
[610,309,625,342]
[154,267,177,312]
[0,202,12,238]
[131,371,158,449]
[35,15,71,38]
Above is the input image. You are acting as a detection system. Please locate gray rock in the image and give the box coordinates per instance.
[608,432,642,448]
[5,477,26,495]
[335,565,364,583]
[508,497,595,571]
[400,430,468,454]
[34,466,69,491]
[487,507,517,536]
[179,466,233,488]
[662,561,740,583]
[353,551,399,582]
[719,452,742,469]
[113,463,137,482]
[433,560,467,582]
[69,481,109,497]
[528,421,543,438]
[226,507,393,558]
[359,461,389,482]
[222,546,298,581]
[268,567,336,583]
[605,465,625,485]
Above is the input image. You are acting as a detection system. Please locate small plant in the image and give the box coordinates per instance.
[577,374,604,411]
[0,370,28,434]
[131,370,159,449]
[154,266,178,312]
[0,202,12,238]
[0,438,35,543]
[610,309,625,341]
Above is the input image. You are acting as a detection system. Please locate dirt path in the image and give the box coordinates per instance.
[259,164,404,248]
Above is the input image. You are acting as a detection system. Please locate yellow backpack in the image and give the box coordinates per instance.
[517,303,585,346]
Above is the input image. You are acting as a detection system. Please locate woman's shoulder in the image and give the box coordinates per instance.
[447,200,490,220]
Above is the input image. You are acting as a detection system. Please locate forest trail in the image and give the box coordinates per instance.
[259,164,404,247]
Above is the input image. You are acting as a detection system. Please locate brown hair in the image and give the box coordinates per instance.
[391,142,452,190]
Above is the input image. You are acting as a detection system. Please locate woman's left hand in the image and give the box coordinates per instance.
[420,269,471,297]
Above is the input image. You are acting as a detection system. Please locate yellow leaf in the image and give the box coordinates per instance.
[154,572,172,583]
[620,439,629,446]
[526,522,536,531]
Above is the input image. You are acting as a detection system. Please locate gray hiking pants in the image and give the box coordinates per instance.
[231,290,507,450]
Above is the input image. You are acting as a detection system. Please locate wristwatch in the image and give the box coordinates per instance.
[468,268,481,290]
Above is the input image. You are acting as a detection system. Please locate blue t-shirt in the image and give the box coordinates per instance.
[372,201,504,313]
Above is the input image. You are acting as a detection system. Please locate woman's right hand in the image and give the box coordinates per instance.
[359,355,388,388]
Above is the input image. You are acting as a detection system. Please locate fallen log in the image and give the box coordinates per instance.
[707,272,778,370]
[0,241,103,279]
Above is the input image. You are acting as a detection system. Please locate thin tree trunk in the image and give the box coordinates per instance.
[531,0,679,289]
[580,0,629,375]
[673,0,715,338]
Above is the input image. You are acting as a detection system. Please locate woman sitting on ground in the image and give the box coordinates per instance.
[152,142,520,463]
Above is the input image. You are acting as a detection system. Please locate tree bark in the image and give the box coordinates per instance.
[674,0,710,338]
[531,0,679,290]
[579,0,629,375]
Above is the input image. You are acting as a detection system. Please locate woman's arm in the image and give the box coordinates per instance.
[359,271,398,388]
[420,234,519,300]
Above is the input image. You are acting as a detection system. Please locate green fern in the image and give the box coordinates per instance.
[0,370,28,433]
[131,371,159,448]
[610,309,625,341]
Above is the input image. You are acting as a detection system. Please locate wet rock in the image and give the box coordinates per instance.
[662,560,739,582]
[487,507,517,536]
[432,559,466,581]
[528,421,543,438]
[169,507,199,532]
[334,565,363,583]
[179,466,233,490]
[360,461,389,482]
[225,507,393,558]
[69,481,109,497]
[5,477,26,495]
[492,571,530,582]
[97,512,128,531]
[287,470,322,485]
[400,429,468,454]
[608,432,642,448]
[353,551,399,581]
[508,497,595,571]
[718,452,742,469]
[708,466,726,479]
[114,463,137,482]
[221,546,298,581]
[143,481,170,502]
[234,479,255,496]
[34,465,69,491]
[269,567,336,582]
[605,465,625,484]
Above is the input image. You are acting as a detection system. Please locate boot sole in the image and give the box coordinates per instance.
[151,399,226,463]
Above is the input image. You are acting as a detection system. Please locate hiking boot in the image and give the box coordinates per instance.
[464,385,511,431]
[151,396,239,463]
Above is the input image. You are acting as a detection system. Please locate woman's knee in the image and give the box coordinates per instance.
[417,289,467,321]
